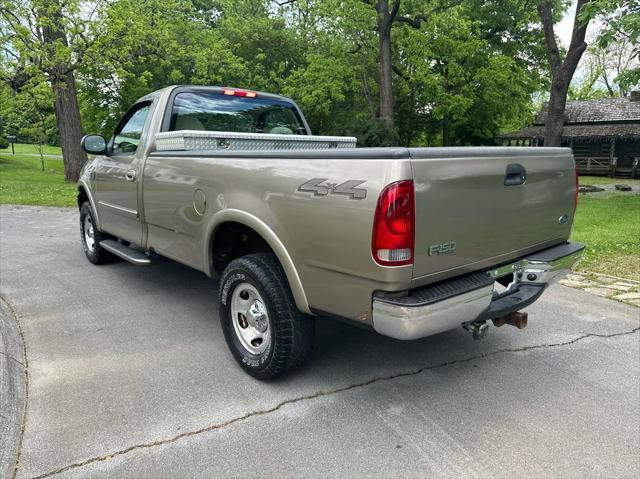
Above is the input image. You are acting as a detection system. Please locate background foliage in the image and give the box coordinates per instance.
[1,0,638,148]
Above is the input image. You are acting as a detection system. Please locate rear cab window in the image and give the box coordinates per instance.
[168,91,307,135]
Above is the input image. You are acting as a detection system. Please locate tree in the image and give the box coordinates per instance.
[369,0,464,142]
[18,78,56,170]
[0,78,58,144]
[571,36,639,99]
[394,7,538,145]
[0,0,95,181]
[277,0,548,146]
[583,0,640,90]
[78,0,272,137]
[538,0,592,146]
[288,0,467,143]
[0,77,11,149]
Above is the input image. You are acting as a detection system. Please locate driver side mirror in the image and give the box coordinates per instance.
[81,135,107,155]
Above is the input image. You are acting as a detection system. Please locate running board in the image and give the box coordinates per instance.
[99,240,151,265]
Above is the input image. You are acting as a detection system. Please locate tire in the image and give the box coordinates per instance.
[219,253,314,380]
[79,202,112,265]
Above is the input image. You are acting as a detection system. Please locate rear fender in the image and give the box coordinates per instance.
[204,209,311,315]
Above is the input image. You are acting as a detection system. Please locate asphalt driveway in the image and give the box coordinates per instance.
[0,205,638,478]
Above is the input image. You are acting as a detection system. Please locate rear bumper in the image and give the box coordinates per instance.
[372,242,584,340]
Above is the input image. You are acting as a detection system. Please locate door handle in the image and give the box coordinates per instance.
[125,169,137,182]
[504,163,526,186]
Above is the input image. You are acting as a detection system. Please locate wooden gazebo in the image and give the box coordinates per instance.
[499,92,640,178]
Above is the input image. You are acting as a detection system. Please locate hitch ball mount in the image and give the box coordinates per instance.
[463,311,528,340]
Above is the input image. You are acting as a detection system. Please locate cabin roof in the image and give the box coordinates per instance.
[499,95,640,140]
[534,97,640,125]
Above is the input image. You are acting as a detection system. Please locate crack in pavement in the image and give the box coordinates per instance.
[0,294,30,479]
[0,350,25,368]
[32,326,640,479]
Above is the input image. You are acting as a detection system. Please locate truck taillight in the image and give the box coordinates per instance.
[372,180,415,266]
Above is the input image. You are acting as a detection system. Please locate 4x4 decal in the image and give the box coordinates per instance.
[298,178,367,199]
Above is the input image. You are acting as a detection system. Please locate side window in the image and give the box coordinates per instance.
[112,104,151,154]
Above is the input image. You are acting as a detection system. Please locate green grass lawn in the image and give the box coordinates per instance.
[0,143,62,156]
[579,175,640,186]
[571,193,640,281]
[0,152,77,207]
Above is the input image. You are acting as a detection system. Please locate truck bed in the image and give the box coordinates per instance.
[148,146,576,295]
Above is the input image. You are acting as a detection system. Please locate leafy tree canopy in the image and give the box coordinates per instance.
[3,0,636,157]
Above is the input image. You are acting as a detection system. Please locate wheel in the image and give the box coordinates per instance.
[219,253,314,380]
[79,202,112,265]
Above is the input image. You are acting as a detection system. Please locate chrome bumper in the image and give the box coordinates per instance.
[372,242,585,340]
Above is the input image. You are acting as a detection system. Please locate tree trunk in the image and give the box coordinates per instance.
[442,114,451,146]
[378,6,394,128]
[52,72,86,182]
[376,0,400,136]
[544,78,570,146]
[538,0,589,147]
[39,0,87,182]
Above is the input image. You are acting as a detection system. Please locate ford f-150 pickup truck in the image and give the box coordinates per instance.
[78,85,584,379]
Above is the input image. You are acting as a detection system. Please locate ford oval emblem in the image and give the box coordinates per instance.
[558,214,569,224]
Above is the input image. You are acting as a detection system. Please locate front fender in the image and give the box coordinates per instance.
[78,160,102,230]
[203,209,311,315]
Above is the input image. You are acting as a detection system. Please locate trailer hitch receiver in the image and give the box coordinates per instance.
[492,311,528,329]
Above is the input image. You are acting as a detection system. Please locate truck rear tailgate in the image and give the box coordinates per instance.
[409,147,576,283]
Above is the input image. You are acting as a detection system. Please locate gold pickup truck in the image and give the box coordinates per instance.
[78,85,584,379]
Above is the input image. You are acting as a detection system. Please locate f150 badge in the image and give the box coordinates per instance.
[298,178,367,199]
[428,241,457,256]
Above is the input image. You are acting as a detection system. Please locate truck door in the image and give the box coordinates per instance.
[93,102,151,245]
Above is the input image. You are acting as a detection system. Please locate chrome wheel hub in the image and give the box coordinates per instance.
[83,215,95,253]
[231,283,271,355]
